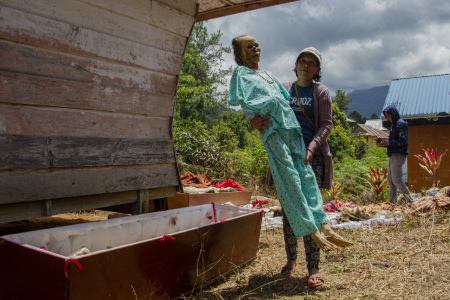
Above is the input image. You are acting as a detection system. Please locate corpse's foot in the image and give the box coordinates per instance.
[320,223,353,247]
[310,231,337,252]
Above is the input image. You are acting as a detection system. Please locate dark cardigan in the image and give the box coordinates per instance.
[266,82,334,190]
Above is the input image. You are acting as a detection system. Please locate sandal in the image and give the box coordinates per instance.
[280,263,300,276]
[308,274,324,288]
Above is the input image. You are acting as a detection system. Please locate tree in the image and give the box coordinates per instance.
[332,102,349,130]
[328,126,355,162]
[181,22,231,97]
[217,110,252,148]
[333,90,353,115]
[176,22,232,122]
[368,113,379,120]
[349,110,366,124]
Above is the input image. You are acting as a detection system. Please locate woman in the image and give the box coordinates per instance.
[250,46,351,286]
[228,35,350,287]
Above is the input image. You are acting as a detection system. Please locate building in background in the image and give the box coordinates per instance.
[381,73,450,191]
[351,123,389,147]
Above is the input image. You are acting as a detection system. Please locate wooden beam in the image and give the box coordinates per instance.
[0,186,180,222]
[0,41,178,95]
[196,0,300,22]
[0,5,183,74]
[0,71,175,117]
[0,164,179,204]
[0,136,175,170]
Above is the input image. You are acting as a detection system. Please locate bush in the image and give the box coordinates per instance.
[227,130,269,187]
[173,118,230,179]
[328,126,355,163]
[333,145,389,200]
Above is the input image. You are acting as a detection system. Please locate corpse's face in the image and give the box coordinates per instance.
[239,36,261,69]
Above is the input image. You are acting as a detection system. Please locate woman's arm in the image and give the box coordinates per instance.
[307,85,333,154]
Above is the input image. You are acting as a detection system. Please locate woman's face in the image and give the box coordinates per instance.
[296,53,320,81]
[239,36,261,68]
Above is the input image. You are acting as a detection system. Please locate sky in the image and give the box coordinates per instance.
[204,0,450,96]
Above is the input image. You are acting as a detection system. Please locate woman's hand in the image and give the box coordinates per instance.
[304,149,313,165]
[250,113,271,134]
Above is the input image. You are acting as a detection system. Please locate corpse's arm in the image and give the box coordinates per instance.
[227,67,244,107]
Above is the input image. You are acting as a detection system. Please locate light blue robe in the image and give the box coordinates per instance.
[228,66,327,238]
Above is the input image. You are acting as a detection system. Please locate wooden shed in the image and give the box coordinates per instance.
[0,0,299,223]
[381,74,450,191]
[351,123,388,147]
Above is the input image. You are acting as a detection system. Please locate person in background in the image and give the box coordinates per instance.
[229,35,351,288]
[376,105,413,204]
[250,46,347,287]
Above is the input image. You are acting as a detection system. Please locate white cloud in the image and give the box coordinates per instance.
[363,0,392,12]
[275,0,334,21]
[205,0,450,95]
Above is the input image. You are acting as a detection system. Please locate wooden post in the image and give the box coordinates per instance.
[131,190,150,215]
[45,199,53,216]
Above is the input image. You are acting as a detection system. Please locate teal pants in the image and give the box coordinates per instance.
[263,128,327,238]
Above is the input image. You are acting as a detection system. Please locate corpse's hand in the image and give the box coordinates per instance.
[250,113,271,134]
[304,149,313,165]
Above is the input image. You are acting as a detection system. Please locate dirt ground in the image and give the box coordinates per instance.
[1,207,449,300]
[189,210,450,300]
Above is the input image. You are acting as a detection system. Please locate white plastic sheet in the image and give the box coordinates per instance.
[328,212,403,230]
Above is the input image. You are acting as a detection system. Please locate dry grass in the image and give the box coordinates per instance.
[188,208,450,300]
[2,199,448,299]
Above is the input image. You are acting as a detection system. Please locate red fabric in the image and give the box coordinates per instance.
[252,199,269,208]
[214,179,246,191]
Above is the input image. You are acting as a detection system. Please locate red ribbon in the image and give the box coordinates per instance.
[260,210,271,244]
[221,220,226,224]
[212,202,218,223]
[64,258,84,280]
[159,235,175,241]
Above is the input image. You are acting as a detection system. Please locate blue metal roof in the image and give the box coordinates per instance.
[381,73,450,118]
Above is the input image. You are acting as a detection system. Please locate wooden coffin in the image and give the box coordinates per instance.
[0,204,262,300]
[167,191,252,209]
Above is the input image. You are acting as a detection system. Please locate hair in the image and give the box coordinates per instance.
[231,35,248,66]
[293,52,322,82]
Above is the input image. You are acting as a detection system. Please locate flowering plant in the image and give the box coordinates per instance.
[365,166,388,201]
[326,182,344,201]
[414,148,448,187]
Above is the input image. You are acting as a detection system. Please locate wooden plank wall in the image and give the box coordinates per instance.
[408,125,450,192]
[0,0,197,207]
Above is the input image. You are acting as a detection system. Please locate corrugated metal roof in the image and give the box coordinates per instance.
[365,119,388,131]
[351,124,389,139]
[381,73,450,118]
